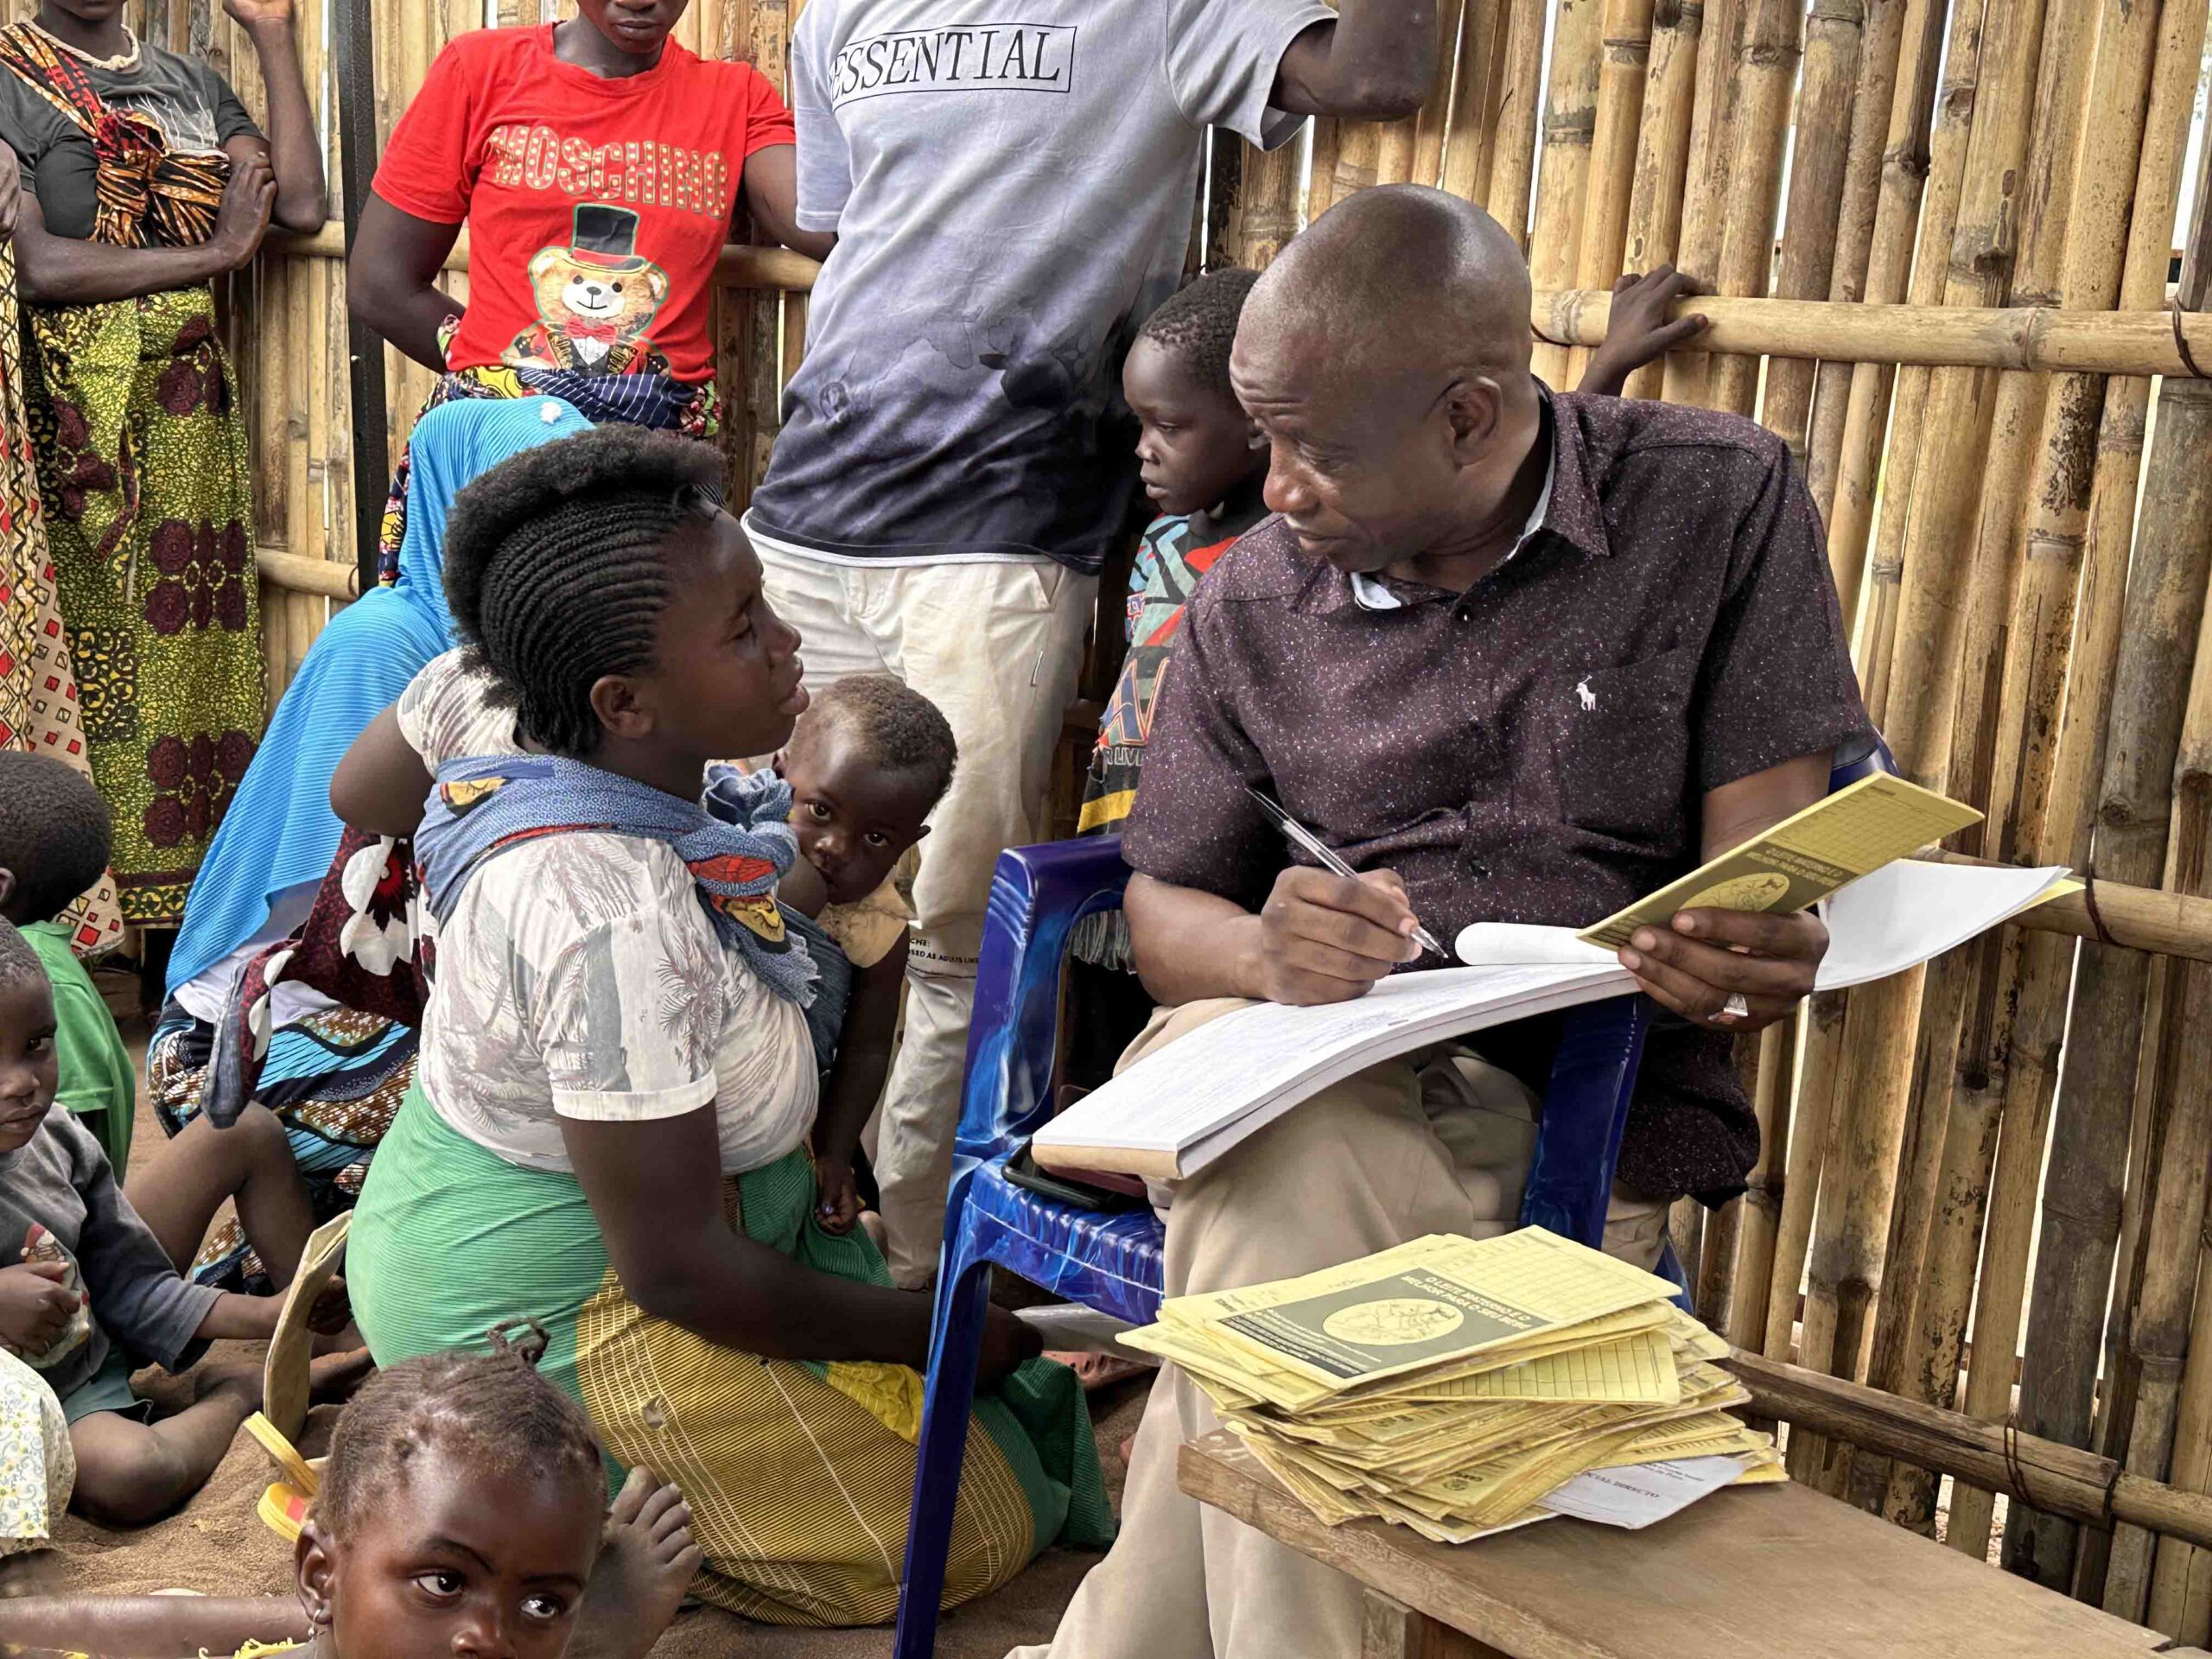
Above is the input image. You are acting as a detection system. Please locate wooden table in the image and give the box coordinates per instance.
[1179,1430,2177,1659]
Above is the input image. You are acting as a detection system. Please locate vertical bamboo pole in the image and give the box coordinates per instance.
[1615,0,1703,400]
[2078,980,2182,1601]
[1936,0,2140,1563]
[1307,119,1343,220]
[2149,1258,2212,1641]
[1763,990,1853,1368]
[1443,0,1503,206]
[713,0,756,505]
[1656,0,1738,405]
[1796,0,1912,478]
[1229,138,1303,269]
[1849,0,1985,712]
[1478,0,1546,232]
[1756,0,1872,456]
[1563,0,1655,386]
[1726,1014,1795,1352]
[2011,14,2212,1588]
[747,0,793,497]
[1411,0,1468,191]
[2106,761,2212,1621]
[1702,0,1802,416]
[1526,0,1605,385]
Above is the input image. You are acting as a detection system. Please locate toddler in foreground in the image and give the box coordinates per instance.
[0,1332,700,1658]
[0,919,363,1530]
[768,675,957,1235]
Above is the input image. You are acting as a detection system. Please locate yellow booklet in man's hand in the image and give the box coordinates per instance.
[1576,773,1983,950]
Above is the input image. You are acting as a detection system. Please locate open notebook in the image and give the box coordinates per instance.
[1032,853,2072,1183]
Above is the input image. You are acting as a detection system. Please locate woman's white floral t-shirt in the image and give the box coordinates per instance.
[397,651,817,1174]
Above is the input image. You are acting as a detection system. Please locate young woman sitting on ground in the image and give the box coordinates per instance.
[327,425,1109,1627]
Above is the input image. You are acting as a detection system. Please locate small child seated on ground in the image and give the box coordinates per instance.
[768,676,957,1236]
[0,752,140,1176]
[0,1330,702,1658]
[0,918,365,1528]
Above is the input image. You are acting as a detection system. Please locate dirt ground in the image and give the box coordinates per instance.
[0,982,1144,1656]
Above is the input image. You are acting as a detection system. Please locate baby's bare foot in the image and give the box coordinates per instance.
[567,1467,702,1659]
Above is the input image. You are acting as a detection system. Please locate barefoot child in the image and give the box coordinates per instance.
[0,919,359,1527]
[767,676,957,1236]
[0,752,350,1346]
[0,1332,702,1658]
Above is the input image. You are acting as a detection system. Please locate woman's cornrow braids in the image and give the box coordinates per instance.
[442,427,725,756]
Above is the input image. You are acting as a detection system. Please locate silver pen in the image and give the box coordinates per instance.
[1245,786,1446,959]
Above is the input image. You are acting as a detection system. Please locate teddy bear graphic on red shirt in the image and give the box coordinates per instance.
[507,203,673,378]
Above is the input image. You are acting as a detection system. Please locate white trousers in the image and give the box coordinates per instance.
[1011,998,1669,1659]
[754,543,1096,1287]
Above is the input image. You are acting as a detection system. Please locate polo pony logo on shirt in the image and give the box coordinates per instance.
[1576,677,1598,711]
[509,204,671,378]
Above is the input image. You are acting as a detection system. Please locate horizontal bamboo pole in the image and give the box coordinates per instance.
[257,547,359,601]
[1726,1351,2212,1554]
[1532,289,2212,376]
[271,224,825,291]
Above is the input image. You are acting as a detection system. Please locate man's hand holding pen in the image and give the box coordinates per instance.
[1248,866,1426,1006]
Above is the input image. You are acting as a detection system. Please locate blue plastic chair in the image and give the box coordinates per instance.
[892,743,1892,1655]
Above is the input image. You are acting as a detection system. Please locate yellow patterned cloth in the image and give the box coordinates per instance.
[352,1084,1112,1628]
[0,242,123,956]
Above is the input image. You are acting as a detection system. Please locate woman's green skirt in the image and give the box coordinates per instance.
[349,1082,1110,1627]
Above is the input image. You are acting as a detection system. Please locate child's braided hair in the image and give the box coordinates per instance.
[442,425,727,755]
[315,1320,603,1534]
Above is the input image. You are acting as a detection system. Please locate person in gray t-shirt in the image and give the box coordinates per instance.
[745,0,1441,1291]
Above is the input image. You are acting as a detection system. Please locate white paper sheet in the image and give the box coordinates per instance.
[1455,861,2070,992]
[1537,1454,1746,1529]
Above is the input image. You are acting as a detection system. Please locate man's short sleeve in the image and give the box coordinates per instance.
[790,3,849,232]
[1122,589,1278,909]
[738,62,798,159]
[370,41,477,225]
[1162,0,1337,148]
[1694,448,1871,791]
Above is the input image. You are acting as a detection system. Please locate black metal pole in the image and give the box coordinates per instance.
[334,0,389,593]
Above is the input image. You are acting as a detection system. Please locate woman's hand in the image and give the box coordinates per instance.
[220,0,296,29]
[812,1155,861,1235]
[1617,906,1827,1032]
[0,1261,79,1357]
[979,1305,1042,1387]
[0,147,22,242]
[210,151,276,270]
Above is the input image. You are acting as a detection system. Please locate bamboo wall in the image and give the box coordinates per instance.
[83,0,2212,1632]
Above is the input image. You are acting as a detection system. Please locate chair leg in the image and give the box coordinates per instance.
[893,1252,993,1659]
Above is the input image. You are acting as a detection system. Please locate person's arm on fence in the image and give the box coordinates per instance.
[11,162,270,306]
[1578,267,1712,398]
[740,144,837,264]
[220,0,326,233]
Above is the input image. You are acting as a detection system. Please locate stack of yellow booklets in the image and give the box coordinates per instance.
[1124,1228,1782,1543]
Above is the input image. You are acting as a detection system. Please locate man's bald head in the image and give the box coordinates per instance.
[1242,185,1533,395]
[1226,186,1548,580]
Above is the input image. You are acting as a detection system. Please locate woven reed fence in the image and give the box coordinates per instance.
[62,0,2212,1632]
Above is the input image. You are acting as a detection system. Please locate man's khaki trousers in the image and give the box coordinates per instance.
[1012,997,1669,1659]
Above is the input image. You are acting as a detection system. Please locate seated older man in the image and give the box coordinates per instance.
[1014,184,1870,1659]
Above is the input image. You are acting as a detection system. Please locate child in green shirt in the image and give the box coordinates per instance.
[0,753,134,1175]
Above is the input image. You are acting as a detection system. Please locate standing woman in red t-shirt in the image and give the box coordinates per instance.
[0,0,324,938]
[351,0,829,584]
